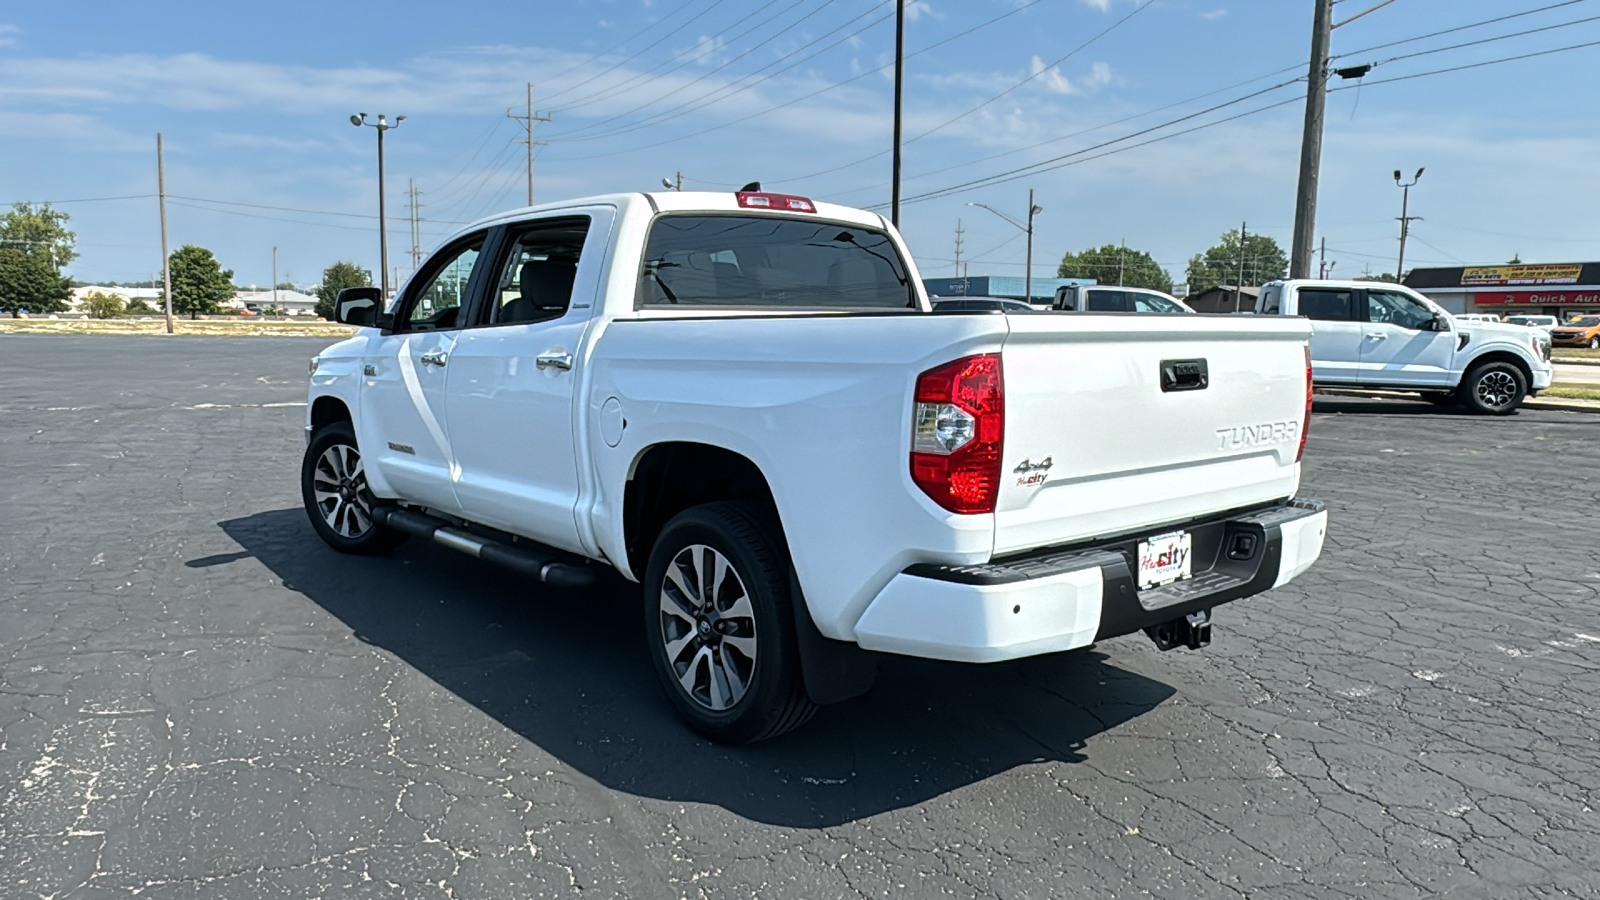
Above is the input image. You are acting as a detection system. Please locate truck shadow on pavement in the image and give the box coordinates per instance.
[214,508,1176,828]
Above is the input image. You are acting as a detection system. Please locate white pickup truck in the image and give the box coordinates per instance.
[1257,279,1553,414]
[303,189,1327,743]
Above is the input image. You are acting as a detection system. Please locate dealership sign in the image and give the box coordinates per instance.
[1461,264,1583,286]
[1474,289,1600,305]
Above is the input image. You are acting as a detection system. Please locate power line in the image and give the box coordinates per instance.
[541,0,749,113]
[544,0,833,140]
[527,0,704,107]
[1,194,156,205]
[1331,0,1594,59]
[1371,11,1600,67]
[544,1,892,146]
[1333,36,1600,87]
[541,0,1048,162]
[535,0,734,110]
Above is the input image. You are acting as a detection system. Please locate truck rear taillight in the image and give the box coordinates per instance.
[910,354,1004,514]
[1298,344,1311,463]
[736,191,816,213]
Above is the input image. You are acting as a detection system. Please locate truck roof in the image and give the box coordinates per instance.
[452,190,888,241]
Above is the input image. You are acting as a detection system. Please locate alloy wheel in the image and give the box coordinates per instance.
[1475,370,1518,410]
[658,544,758,712]
[311,443,373,538]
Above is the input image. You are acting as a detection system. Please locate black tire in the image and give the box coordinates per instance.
[301,422,408,554]
[1456,361,1528,416]
[643,502,817,744]
[1590,336,1599,350]
[1421,391,1458,407]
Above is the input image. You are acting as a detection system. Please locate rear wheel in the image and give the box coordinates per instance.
[1590,336,1599,349]
[301,422,408,554]
[1457,361,1527,416]
[643,502,816,744]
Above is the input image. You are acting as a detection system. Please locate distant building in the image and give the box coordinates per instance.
[68,285,162,310]
[1185,285,1260,314]
[236,290,320,316]
[922,275,1093,304]
[1405,262,1600,317]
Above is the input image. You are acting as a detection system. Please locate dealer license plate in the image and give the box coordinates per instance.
[1137,530,1193,589]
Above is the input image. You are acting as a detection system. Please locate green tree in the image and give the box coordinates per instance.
[169,245,235,319]
[315,261,372,319]
[0,202,78,271]
[0,247,71,315]
[86,291,127,319]
[1356,272,1399,283]
[1057,244,1173,293]
[126,298,158,315]
[1185,229,1288,294]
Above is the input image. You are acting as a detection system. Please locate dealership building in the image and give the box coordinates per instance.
[1403,262,1600,317]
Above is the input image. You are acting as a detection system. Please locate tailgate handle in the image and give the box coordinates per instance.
[1161,358,1209,392]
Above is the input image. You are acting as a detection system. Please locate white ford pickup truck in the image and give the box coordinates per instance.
[1256,279,1553,414]
[303,189,1327,743]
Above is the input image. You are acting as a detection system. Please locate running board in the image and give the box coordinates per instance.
[372,507,600,590]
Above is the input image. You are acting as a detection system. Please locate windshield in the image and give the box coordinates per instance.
[1569,316,1600,327]
[638,215,914,310]
[1506,316,1540,326]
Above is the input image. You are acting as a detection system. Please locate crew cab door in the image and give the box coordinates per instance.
[1357,287,1456,386]
[442,209,612,556]
[358,231,490,515]
[1296,286,1363,384]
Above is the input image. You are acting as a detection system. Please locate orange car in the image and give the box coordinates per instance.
[1551,315,1600,349]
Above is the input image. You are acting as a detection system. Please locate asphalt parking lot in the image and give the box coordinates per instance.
[3,334,1599,899]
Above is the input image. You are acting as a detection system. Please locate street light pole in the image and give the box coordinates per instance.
[968,191,1044,302]
[351,112,405,300]
[1394,167,1424,280]
[891,0,905,228]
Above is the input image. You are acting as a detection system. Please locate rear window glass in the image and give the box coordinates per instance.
[638,215,914,310]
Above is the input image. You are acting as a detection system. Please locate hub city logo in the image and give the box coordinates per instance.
[1216,420,1300,451]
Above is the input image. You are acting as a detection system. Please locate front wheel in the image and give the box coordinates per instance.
[1457,361,1528,416]
[643,503,816,744]
[301,422,408,554]
[1590,336,1599,349]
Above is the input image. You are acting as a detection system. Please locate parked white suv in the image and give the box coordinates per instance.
[303,189,1327,742]
[1258,280,1553,414]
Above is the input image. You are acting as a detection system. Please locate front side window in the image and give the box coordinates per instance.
[1299,288,1354,322]
[638,215,913,310]
[402,236,484,331]
[1366,290,1436,329]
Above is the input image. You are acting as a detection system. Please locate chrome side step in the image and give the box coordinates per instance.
[372,507,600,590]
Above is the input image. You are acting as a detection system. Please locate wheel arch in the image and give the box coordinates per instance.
[1463,350,1533,385]
[310,395,353,433]
[623,441,783,582]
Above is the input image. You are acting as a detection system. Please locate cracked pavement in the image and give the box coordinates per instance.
[2,334,1598,899]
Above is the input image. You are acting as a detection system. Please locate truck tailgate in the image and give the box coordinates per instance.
[995,314,1312,557]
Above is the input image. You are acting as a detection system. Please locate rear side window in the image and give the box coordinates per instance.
[638,215,914,310]
[1083,289,1129,312]
[1298,288,1355,322]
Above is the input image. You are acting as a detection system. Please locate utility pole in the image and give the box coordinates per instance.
[1025,189,1039,304]
[157,133,173,334]
[350,112,403,300]
[272,246,278,311]
[1394,167,1424,280]
[1289,0,1332,279]
[508,83,551,207]
[1119,239,1127,286]
[406,179,424,271]
[1236,221,1248,312]
[953,219,965,291]
[1318,236,1326,279]
[891,0,905,228]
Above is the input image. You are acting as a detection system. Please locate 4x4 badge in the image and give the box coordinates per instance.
[1013,456,1053,473]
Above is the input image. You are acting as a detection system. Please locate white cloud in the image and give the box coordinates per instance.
[1078,0,1110,10]
[1200,9,1228,20]
[1028,58,1114,95]
[687,34,724,66]
[0,24,18,48]
[905,1,941,22]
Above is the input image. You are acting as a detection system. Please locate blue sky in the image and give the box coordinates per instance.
[4,0,1599,289]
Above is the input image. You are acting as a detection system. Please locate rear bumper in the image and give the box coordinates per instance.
[852,498,1327,663]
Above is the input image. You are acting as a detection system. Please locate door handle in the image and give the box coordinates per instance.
[420,348,449,367]
[1365,333,1388,341]
[535,349,574,370]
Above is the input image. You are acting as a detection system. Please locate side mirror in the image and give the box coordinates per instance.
[1430,314,1452,332]
[333,286,384,327]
